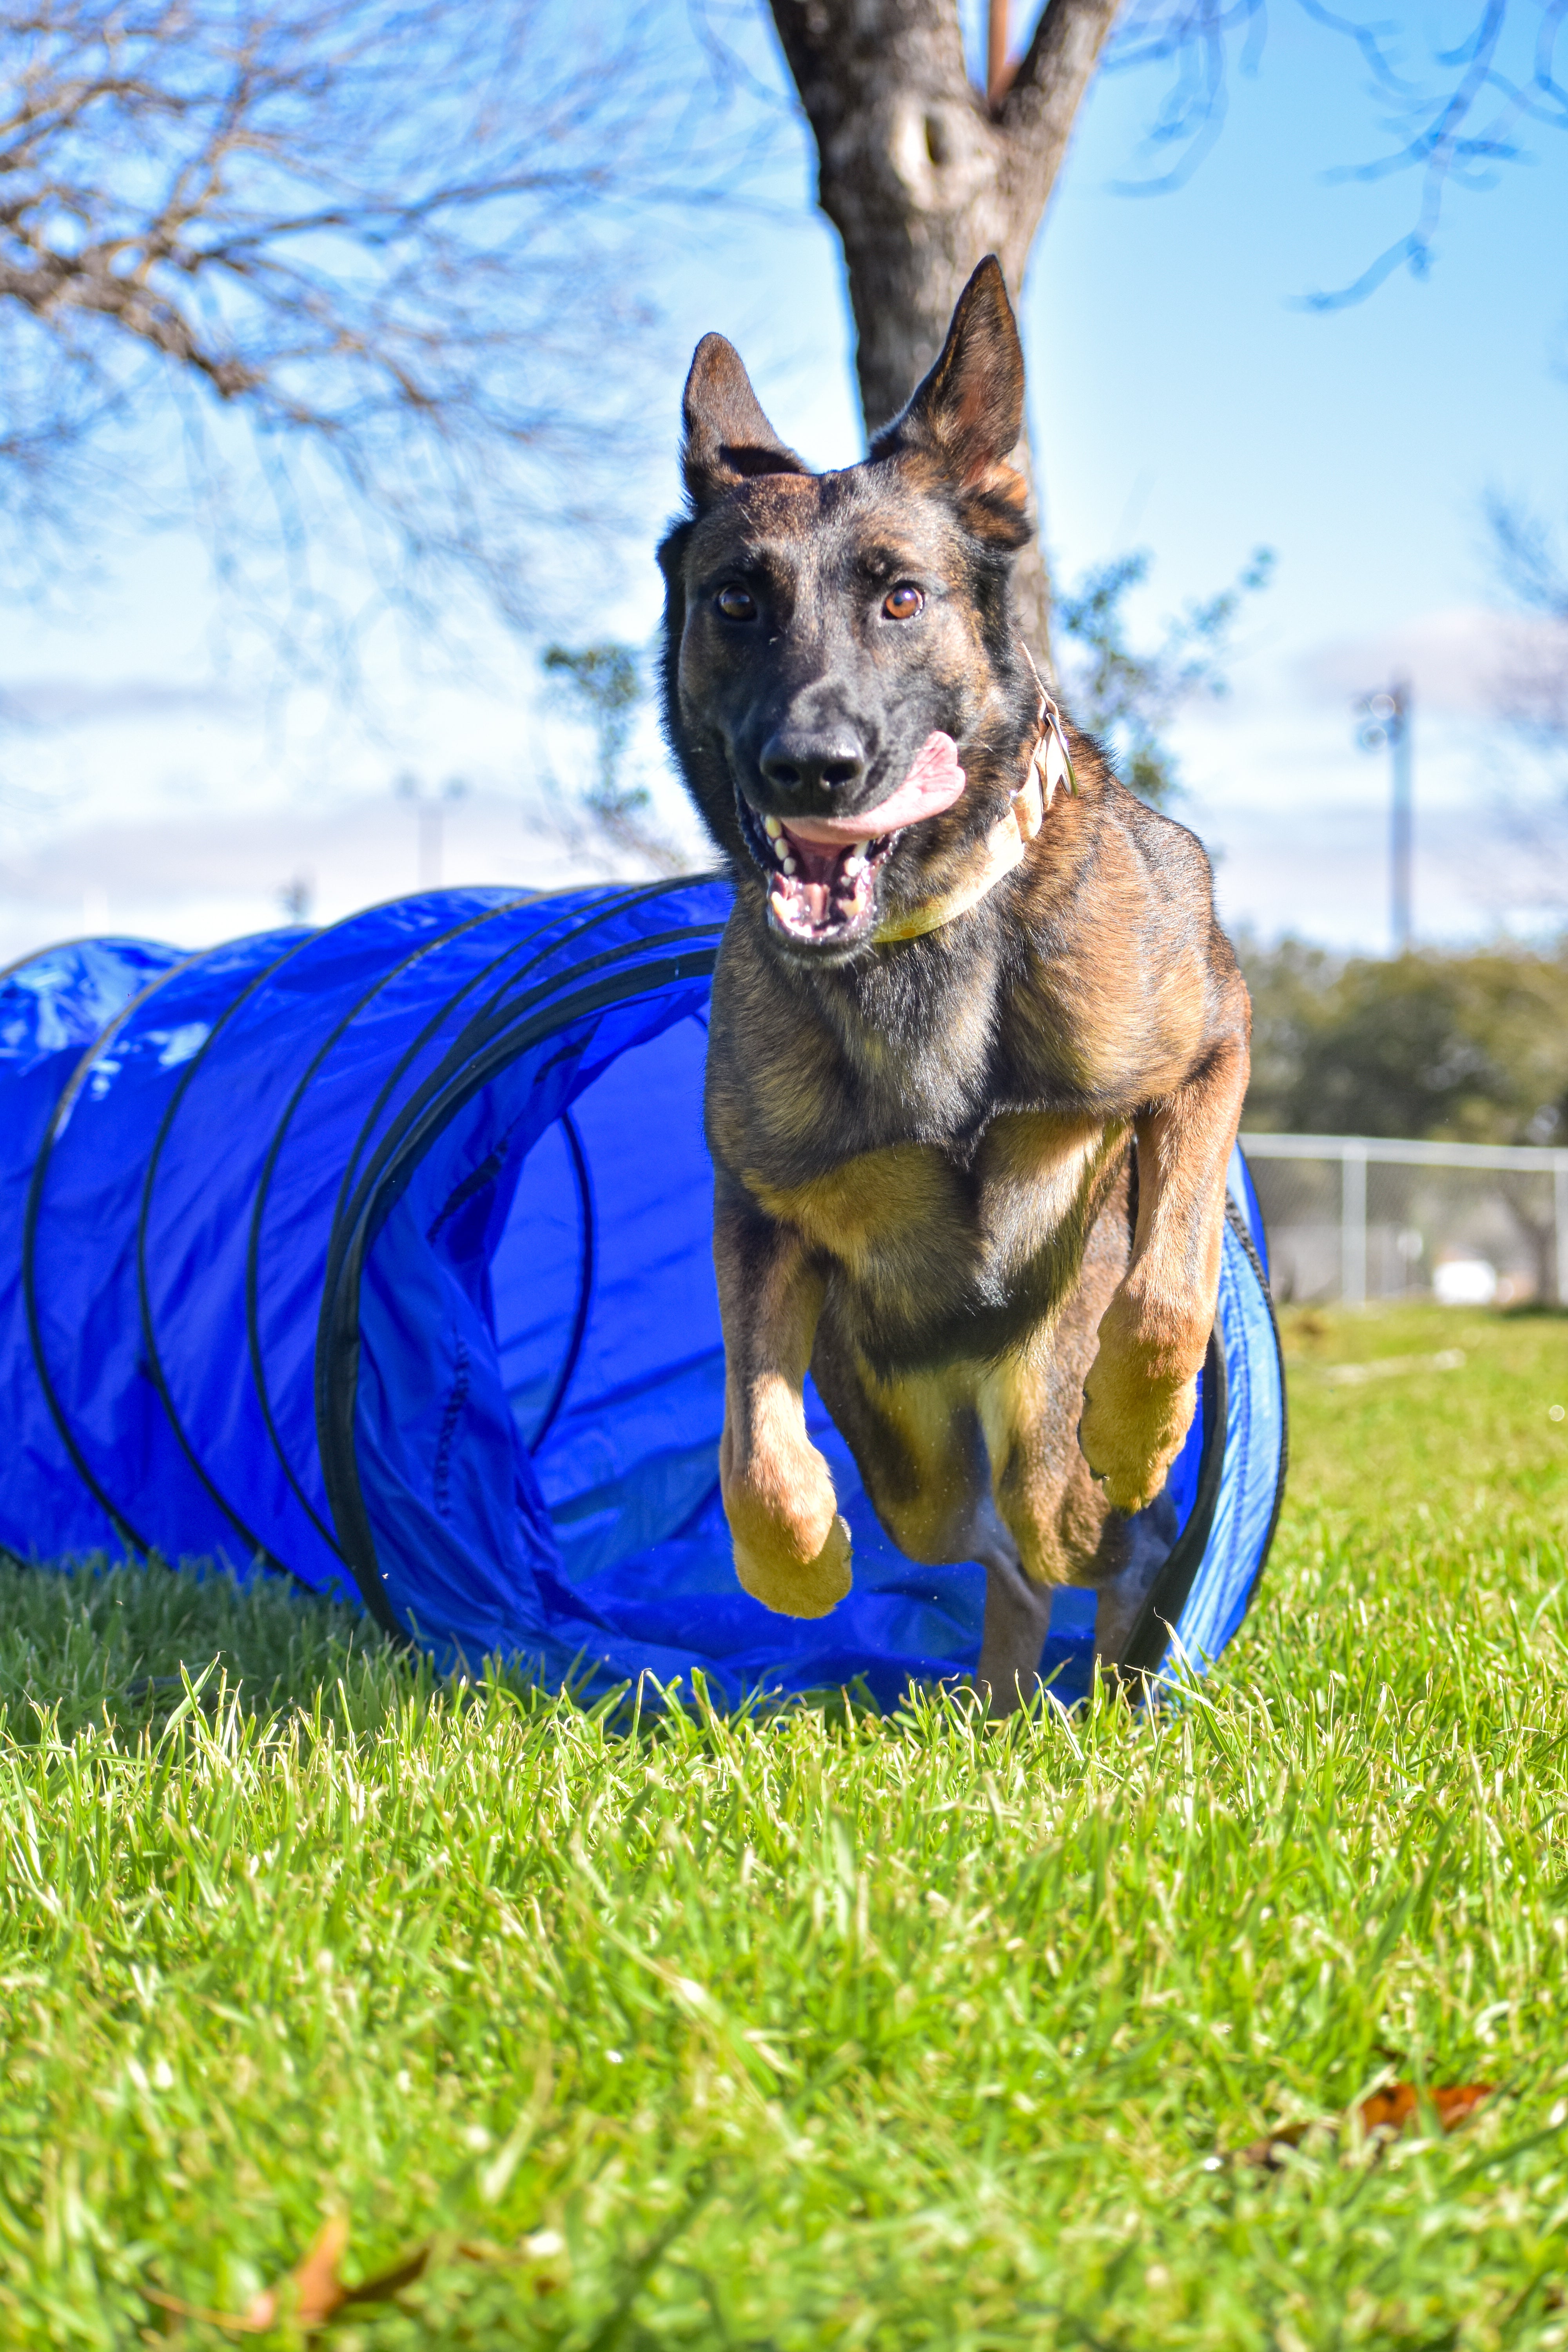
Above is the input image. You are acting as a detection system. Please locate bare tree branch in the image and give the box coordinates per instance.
[1102,0,1565,301]
[998,0,1123,223]
[1481,492,1568,911]
[0,0,771,644]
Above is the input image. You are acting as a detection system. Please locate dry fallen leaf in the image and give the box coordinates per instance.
[339,2242,438,2310]
[1240,2080,1493,2168]
[143,2215,439,2334]
[277,2214,352,2328]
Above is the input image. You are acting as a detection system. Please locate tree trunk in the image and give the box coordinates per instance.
[768,0,1121,674]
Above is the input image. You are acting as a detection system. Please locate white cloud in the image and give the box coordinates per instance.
[0,676,245,727]
[1296,605,1568,717]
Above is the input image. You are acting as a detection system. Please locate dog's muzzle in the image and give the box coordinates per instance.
[740,732,967,949]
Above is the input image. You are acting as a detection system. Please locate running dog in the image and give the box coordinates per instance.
[657,256,1250,1706]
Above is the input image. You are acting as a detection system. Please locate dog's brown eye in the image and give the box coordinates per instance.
[884,584,923,620]
[715,584,757,622]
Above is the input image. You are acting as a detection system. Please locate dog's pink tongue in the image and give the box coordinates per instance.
[780,731,965,847]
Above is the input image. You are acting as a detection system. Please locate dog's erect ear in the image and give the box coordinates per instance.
[681,334,809,509]
[871,257,1029,540]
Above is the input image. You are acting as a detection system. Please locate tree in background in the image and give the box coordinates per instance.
[541,644,648,820]
[2,0,1560,696]
[1243,936,1568,1296]
[1240,938,1568,1146]
[766,0,1566,665]
[1485,496,1568,902]
[1054,543,1272,804]
[540,639,695,873]
[0,0,753,640]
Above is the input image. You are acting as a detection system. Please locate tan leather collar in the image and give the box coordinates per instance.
[871,653,1076,945]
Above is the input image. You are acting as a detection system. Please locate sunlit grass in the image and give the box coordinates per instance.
[4,1307,1568,2346]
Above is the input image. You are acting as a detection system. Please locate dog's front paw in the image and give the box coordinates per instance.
[721,1433,853,1617]
[1080,1369,1196,1515]
[734,1511,853,1618]
[1080,1294,1204,1514]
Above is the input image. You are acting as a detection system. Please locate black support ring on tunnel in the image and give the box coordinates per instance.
[318,900,723,1347]
[523,1110,597,1455]
[241,880,677,1563]
[1116,1325,1227,1686]
[314,911,729,1524]
[1215,1189,1289,1637]
[134,929,332,1585]
[329,875,672,1261]
[315,942,722,1641]
[20,952,211,1564]
[243,891,554,1563]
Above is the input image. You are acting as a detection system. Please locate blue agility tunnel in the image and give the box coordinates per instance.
[0,879,1285,1707]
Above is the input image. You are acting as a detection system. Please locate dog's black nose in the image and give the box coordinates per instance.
[758,731,867,796]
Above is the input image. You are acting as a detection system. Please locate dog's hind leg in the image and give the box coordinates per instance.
[1088,1489,1179,1670]
[973,1539,1058,1714]
[811,1322,1058,1712]
[811,1325,993,1564]
[974,1180,1149,1693]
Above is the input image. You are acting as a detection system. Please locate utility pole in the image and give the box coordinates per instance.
[397,774,468,892]
[1356,679,1413,955]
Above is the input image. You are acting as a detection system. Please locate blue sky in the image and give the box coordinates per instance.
[2,0,1565,959]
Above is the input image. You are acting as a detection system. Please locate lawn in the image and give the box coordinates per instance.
[5,1305,1568,2347]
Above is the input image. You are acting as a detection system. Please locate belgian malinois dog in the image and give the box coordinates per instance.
[657,256,1251,1706]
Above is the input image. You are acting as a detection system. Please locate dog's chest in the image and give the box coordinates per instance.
[743,1110,1124,1302]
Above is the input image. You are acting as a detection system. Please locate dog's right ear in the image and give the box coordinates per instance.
[681,334,809,510]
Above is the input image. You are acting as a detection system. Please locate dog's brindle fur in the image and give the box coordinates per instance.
[657,258,1251,1707]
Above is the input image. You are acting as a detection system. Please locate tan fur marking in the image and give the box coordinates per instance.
[819,1352,993,1566]
[978,1176,1130,1586]
[975,1113,1126,1267]
[1080,1038,1250,1512]
[744,1145,971,1280]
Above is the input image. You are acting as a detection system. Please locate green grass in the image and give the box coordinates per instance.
[6,1307,1568,2347]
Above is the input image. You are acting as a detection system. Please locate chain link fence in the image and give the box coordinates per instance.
[1241,1134,1568,1307]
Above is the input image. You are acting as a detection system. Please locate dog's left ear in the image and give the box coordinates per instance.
[681,333,811,510]
[871,256,1029,543]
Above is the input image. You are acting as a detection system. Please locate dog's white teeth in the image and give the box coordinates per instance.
[773,837,790,863]
[844,853,865,876]
[763,815,782,839]
[780,857,797,876]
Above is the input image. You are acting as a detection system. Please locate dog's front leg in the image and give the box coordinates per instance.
[1079,1036,1249,1514]
[714,1181,852,1618]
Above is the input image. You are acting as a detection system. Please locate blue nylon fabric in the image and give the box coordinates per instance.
[142,889,539,1596]
[1169,1210,1285,1673]
[0,878,1283,1702]
[0,937,190,1563]
[28,933,311,1572]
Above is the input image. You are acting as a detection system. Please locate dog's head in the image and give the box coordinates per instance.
[658,256,1042,963]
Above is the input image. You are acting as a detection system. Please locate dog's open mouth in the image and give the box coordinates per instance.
[738,797,897,945]
[737,730,968,950]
